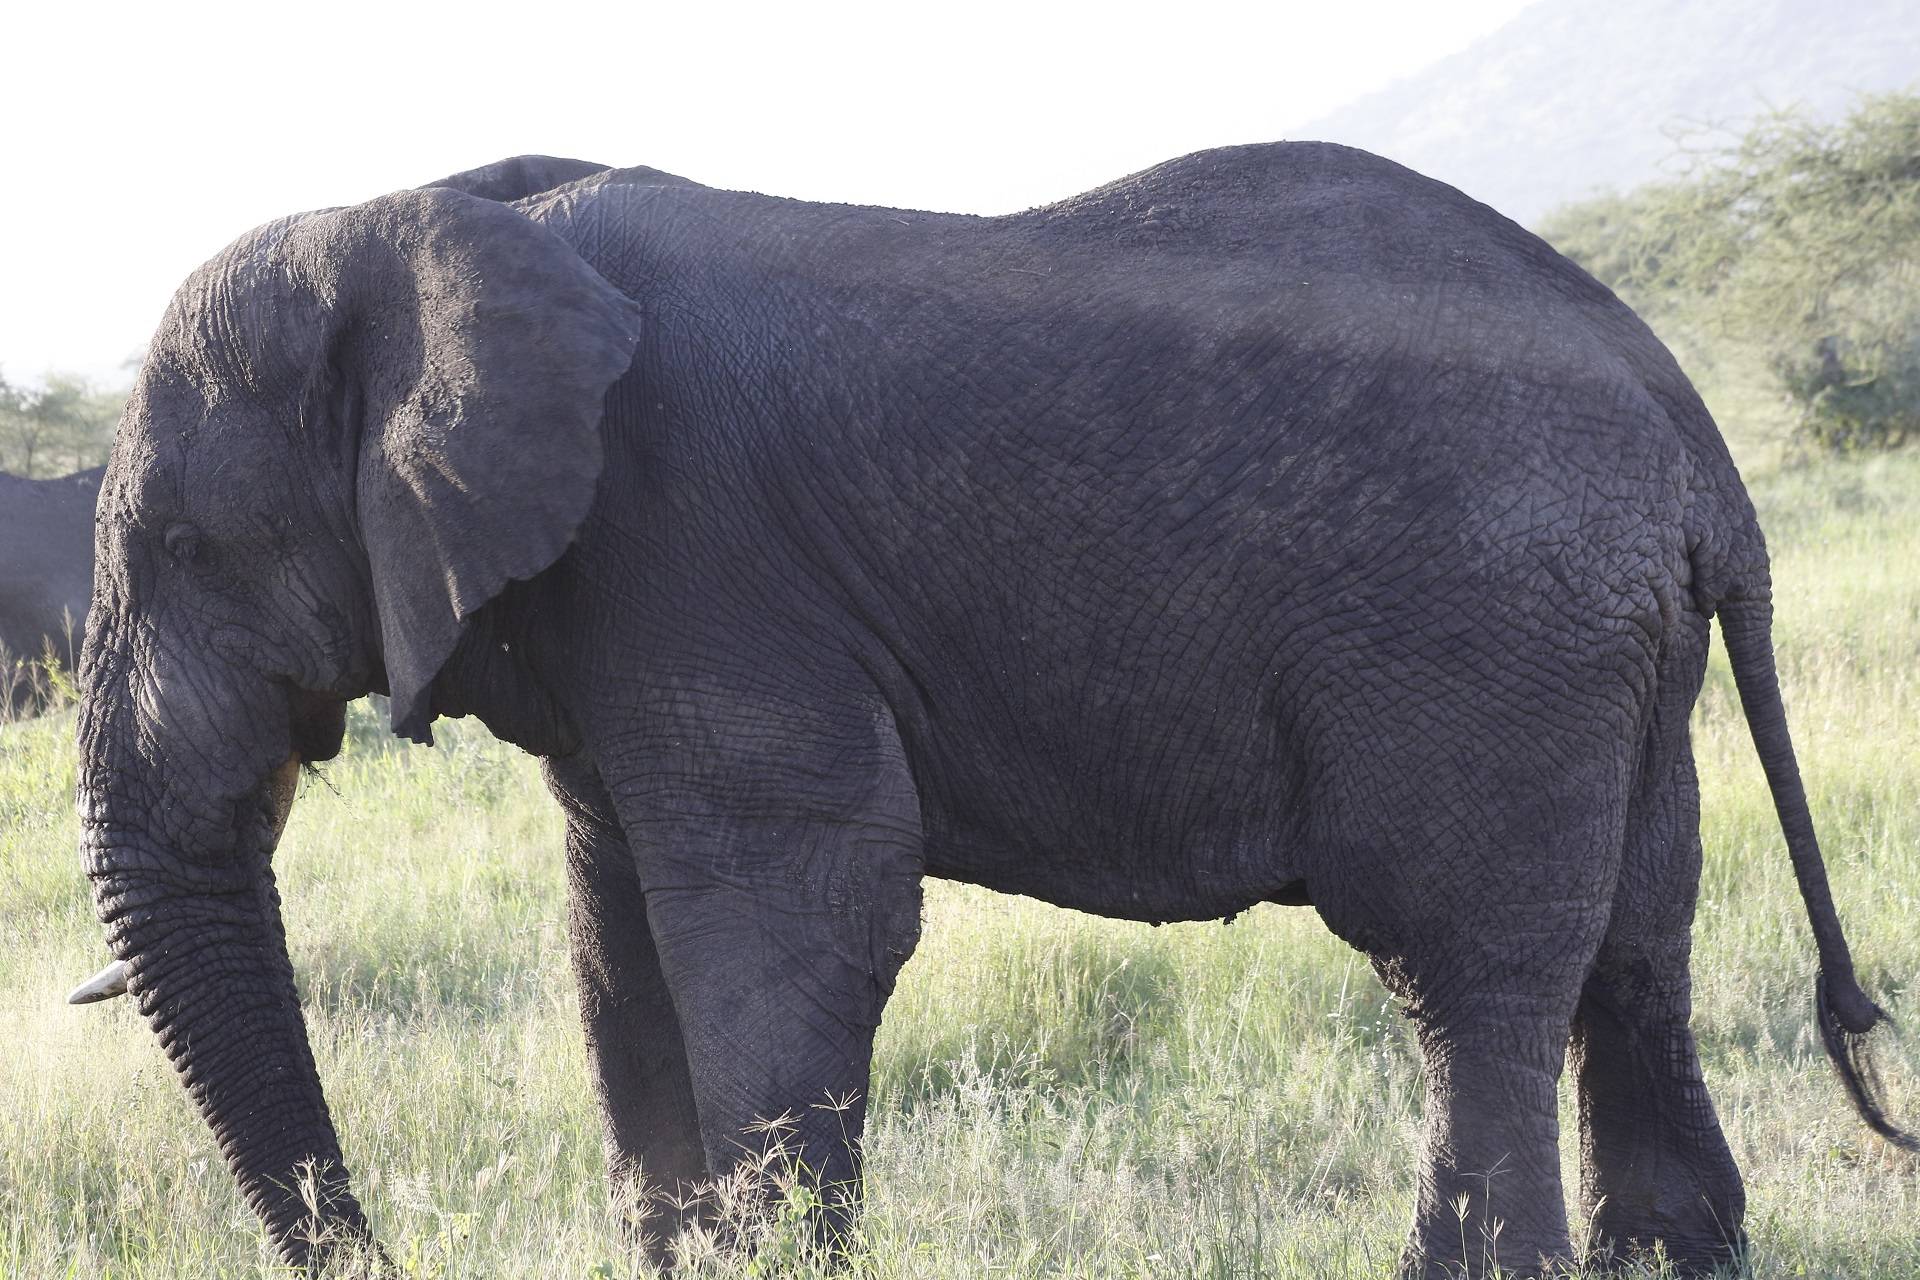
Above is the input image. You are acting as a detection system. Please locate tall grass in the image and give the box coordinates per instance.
[2,450,1916,1278]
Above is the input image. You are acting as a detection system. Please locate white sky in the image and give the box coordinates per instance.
[1,0,1536,387]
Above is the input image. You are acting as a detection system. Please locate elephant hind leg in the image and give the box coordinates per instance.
[1320,841,1620,1276]
[1574,612,1746,1274]
[1393,993,1583,1278]
[1572,957,1745,1274]
[1309,721,1634,1276]
[546,756,710,1263]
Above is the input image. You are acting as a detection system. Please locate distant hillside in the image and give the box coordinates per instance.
[1299,0,1920,226]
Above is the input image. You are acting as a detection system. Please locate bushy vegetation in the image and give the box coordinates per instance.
[1541,92,1920,455]
[0,368,124,478]
[2,448,1917,1277]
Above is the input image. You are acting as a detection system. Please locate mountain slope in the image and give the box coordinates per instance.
[1299,0,1920,225]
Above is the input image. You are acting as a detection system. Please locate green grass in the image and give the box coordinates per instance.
[3,450,1918,1278]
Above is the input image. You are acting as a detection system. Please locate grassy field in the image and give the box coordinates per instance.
[2,447,1917,1279]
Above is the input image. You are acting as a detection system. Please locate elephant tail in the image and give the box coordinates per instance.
[1718,593,1918,1151]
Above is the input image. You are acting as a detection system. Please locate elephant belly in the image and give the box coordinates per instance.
[917,798,1312,924]
[902,636,1318,922]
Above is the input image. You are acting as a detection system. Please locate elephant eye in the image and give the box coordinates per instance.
[164,522,204,564]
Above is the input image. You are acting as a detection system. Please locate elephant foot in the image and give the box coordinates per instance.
[1398,1243,1577,1279]
[1584,1216,1747,1277]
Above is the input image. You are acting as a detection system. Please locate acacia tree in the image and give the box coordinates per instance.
[1542,92,1920,452]
[0,368,126,477]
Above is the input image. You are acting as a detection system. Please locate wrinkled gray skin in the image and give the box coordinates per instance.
[76,145,1910,1278]
[1,466,101,715]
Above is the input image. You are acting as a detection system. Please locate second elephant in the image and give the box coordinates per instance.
[0,465,101,715]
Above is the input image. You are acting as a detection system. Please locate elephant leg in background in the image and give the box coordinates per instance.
[1572,942,1744,1275]
[614,702,925,1247]
[546,756,710,1260]
[1573,617,1746,1274]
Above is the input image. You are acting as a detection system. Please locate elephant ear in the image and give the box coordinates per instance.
[295,187,641,742]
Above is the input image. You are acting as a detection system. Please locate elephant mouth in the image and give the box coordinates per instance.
[288,686,348,764]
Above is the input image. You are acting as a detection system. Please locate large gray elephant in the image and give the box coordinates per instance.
[1,465,102,715]
[69,143,1911,1278]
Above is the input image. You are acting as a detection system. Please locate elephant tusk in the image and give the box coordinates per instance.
[65,765,296,1010]
[67,959,129,1005]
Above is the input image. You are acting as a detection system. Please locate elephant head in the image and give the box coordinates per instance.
[76,185,640,1266]
[421,153,612,201]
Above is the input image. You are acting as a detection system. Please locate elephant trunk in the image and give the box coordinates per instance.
[77,643,373,1267]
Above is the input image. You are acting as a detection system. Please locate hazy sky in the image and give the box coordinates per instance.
[2,0,1536,386]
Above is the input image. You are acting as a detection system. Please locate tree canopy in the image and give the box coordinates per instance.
[0,369,125,478]
[1541,91,1920,453]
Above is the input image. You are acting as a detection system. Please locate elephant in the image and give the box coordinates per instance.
[421,152,611,201]
[1,465,102,716]
[68,141,1912,1278]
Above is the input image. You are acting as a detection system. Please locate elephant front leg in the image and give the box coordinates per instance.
[601,682,925,1253]
[639,814,925,1253]
[546,757,709,1262]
